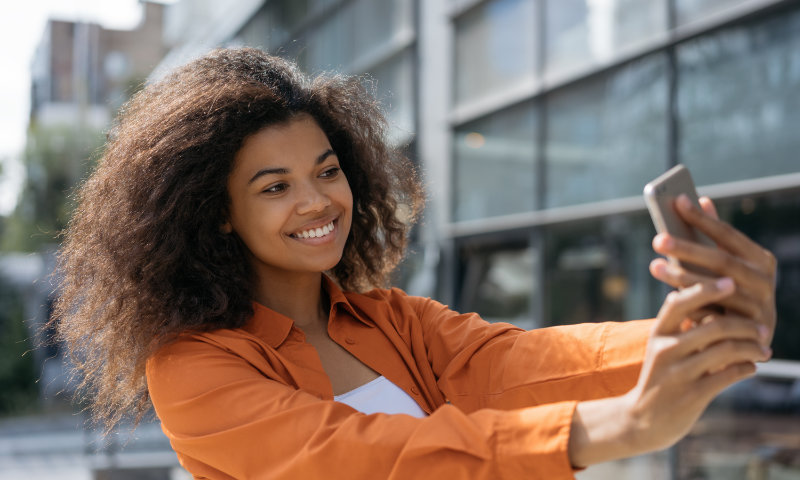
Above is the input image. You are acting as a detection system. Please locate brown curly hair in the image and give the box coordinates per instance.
[51,47,424,431]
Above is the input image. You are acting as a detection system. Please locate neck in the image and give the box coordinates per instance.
[254,271,327,329]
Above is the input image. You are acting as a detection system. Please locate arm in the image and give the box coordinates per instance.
[147,336,582,479]
[407,294,652,411]
[568,196,777,467]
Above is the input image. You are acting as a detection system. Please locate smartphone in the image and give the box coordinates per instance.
[644,164,716,275]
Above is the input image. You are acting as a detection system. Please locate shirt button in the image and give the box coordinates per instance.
[345,337,356,345]
[410,386,420,395]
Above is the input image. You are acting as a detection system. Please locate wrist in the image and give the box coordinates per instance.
[568,394,637,468]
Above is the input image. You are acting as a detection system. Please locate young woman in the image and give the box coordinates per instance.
[52,48,777,479]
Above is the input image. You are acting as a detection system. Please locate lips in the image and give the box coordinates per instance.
[289,219,336,239]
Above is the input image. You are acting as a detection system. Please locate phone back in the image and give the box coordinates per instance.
[644,165,716,273]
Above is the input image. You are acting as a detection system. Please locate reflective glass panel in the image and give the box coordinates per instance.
[368,49,415,142]
[677,9,800,185]
[453,101,538,221]
[544,54,668,208]
[454,0,537,104]
[352,0,414,65]
[712,190,800,362]
[544,0,667,78]
[675,373,800,478]
[303,4,355,72]
[675,0,753,26]
[458,243,537,328]
[263,0,336,48]
[542,213,661,327]
[236,8,272,49]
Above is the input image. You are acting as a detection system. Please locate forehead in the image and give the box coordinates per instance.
[234,114,331,168]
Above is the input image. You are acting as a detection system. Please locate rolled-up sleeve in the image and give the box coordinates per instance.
[147,336,584,479]
[404,293,652,412]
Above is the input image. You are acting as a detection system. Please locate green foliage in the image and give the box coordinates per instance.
[1,123,104,252]
[0,275,37,416]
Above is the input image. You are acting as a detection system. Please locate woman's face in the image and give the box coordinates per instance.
[224,114,353,282]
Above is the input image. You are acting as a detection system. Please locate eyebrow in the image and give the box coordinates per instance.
[247,148,336,185]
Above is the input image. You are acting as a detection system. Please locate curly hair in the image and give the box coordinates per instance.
[51,47,424,431]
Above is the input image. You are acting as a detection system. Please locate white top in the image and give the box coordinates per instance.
[333,375,428,418]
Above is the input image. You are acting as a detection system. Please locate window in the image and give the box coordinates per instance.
[368,49,415,142]
[454,0,537,104]
[352,0,414,66]
[303,4,355,73]
[674,373,800,479]
[453,101,538,221]
[675,0,754,26]
[542,213,661,327]
[712,190,800,362]
[458,241,537,328]
[544,53,668,208]
[544,0,667,78]
[677,10,800,185]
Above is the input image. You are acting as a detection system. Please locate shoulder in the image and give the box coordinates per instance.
[342,287,509,343]
[148,327,260,364]
[146,330,238,380]
[146,327,270,399]
[342,286,454,325]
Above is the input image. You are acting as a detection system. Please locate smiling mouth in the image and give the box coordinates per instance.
[290,220,335,239]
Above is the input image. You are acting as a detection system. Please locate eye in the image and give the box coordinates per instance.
[320,167,340,179]
[262,182,288,194]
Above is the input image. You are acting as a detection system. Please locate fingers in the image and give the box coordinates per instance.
[698,196,719,220]
[652,234,770,295]
[694,361,757,404]
[653,278,735,335]
[650,258,708,289]
[650,258,769,322]
[675,194,776,273]
[672,314,771,360]
[650,240,776,346]
[680,338,767,380]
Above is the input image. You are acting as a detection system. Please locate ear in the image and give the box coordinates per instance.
[220,221,233,234]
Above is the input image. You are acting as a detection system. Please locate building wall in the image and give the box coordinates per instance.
[155,0,800,477]
[30,1,167,125]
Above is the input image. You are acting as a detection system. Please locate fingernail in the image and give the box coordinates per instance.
[716,277,734,291]
[762,346,773,360]
[652,261,666,276]
[758,325,769,340]
[655,233,674,249]
[677,195,693,210]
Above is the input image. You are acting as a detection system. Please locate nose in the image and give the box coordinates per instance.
[295,181,331,215]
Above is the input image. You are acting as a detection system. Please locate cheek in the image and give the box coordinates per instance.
[231,201,285,246]
[339,179,354,210]
[344,186,354,211]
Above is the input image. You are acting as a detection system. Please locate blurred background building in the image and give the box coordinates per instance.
[0,0,798,478]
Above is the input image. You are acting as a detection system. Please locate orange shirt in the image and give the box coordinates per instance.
[146,276,653,479]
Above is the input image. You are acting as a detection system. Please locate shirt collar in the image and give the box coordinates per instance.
[322,275,373,328]
[246,275,373,348]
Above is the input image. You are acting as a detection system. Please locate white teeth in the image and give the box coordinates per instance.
[294,221,334,239]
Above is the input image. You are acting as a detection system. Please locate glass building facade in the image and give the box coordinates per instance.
[212,0,799,476]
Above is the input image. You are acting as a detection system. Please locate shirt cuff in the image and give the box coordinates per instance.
[493,400,579,480]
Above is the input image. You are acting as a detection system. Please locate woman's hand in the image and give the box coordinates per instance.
[569,197,777,467]
[569,274,770,467]
[649,195,777,346]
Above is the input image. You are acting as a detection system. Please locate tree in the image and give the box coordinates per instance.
[1,123,104,252]
[0,273,37,416]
